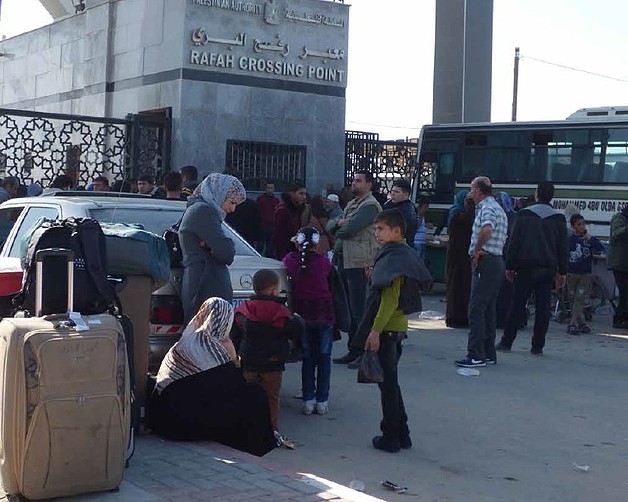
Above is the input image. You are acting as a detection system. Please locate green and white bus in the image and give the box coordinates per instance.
[414,118,628,237]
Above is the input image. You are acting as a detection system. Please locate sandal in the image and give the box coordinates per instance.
[578,323,591,334]
[567,324,579,335]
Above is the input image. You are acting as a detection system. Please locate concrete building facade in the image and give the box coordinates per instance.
[0,0,349,190]
[432,0,493,124]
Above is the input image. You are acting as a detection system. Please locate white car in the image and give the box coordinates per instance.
[0,192,290,369]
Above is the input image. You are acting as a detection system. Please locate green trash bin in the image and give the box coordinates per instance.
[425,239,447,284]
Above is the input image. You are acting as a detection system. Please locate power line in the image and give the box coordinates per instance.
[521,54,628,84]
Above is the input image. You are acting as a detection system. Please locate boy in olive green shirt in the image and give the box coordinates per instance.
[364,209,432,453]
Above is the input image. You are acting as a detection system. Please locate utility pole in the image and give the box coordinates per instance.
[511,47,520,122]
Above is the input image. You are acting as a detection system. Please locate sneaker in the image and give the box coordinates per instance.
[578,323,591,334]
[484,358,497,365]
[495,342,511,352]
[333,352,360,364]
[315,401,328,415]
[567,324,579,335]
[347,354,363,369]
[303,400,315,415]
[455,357,486,368]
[372,435,400,453]
[530,348,543,355]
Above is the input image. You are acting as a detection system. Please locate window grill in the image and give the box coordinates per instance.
[226,140,306,190]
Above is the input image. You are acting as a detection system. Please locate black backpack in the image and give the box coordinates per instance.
[163,218,183,268]
[14,218,116,316]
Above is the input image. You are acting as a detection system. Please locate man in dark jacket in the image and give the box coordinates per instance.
[225,197,261,247]
[271,183,310,260]
[496,181,568,355]
[137,174,165,199]
[256,181,280,257]
[180,165,200,198]
[608,206,628,328]
[384,179,418,246]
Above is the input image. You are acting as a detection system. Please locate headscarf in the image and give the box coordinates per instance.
[448,189,469,226]
[193,173,246,220]
[155,297,236,393]
[496,191,514,214]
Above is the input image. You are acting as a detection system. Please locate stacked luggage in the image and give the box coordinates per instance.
[0,219,132,500]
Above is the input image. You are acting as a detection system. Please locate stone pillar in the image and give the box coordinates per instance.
[432,0,493,124]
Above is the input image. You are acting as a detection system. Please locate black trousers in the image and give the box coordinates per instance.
[339,262,368,355]
[501,268,555,351]
[377,331,409,440]
[613,270,628,322]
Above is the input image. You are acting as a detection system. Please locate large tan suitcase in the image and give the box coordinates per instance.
[0,248,130,500]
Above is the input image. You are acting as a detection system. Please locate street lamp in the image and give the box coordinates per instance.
[71,0,86,14]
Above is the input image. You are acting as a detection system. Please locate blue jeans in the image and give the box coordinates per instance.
[301,323,334,402]
[338,262,368,354]
[467,254,505,360]
[414,243,425,262]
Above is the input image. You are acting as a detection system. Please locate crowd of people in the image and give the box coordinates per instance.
[443,177,624,370]
[0,165,202,202]
[142,169,432,456]
[6,166,625,458]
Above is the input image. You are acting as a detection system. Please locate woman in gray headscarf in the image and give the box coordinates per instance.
[179,173,246,324]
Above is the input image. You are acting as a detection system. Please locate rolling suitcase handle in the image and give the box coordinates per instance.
[35,248,74,317]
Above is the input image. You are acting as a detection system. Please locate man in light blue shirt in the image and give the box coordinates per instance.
[455,176,508,369]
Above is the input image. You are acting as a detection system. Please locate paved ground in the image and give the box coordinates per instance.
[8,291,628,501]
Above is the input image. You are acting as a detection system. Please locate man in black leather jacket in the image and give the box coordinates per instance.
[496,181,568,355]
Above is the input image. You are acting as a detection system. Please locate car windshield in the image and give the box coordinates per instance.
[89,207,257,256]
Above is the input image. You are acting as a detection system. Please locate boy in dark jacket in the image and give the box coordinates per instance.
[231,269,304,446]
[356,209,432,453]
[566,214,604,334]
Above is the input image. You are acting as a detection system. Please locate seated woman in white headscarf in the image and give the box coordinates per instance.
[179,172,247,324]
[149,297,276,457]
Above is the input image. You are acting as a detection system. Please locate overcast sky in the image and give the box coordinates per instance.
[3,0,628,139]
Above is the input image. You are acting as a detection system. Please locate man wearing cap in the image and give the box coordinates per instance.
[325,193,343,220]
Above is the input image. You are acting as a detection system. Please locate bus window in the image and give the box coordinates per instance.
[417,120,628,237]
[419,137,459,202]
[418,152,456,201]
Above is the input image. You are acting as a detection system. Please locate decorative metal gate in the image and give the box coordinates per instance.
[0,108,171,187]
[344,131,418,195]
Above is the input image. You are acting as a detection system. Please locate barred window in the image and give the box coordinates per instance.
[225,140,306,191]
